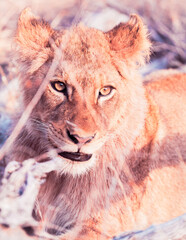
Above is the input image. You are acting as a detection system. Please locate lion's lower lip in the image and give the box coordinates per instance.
[58,152,92,162]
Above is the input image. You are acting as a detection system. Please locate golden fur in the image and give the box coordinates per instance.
[8,8,186,239]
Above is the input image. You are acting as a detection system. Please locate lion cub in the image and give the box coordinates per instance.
[9,8,186,239]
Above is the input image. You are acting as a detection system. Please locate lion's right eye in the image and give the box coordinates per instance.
[51,81,66,93]
[99,86,113,97]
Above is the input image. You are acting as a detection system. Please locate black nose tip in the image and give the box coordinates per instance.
[67,129,79,144]
[66,129,95,145]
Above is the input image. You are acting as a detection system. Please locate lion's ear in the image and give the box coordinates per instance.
[16,8,54,72]
[105,14,151,66]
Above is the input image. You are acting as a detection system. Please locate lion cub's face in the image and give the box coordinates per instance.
[16,9,150,175]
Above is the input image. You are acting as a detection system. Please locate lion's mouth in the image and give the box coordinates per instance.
[58,151,92,162]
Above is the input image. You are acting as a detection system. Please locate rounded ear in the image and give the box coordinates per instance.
[16,8,55,73]
[105,14,151,67]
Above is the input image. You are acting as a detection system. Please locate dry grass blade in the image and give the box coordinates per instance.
[0,43,62,161]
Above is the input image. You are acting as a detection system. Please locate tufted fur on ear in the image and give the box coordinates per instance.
[105,14,151,67]
[16,8,56,73]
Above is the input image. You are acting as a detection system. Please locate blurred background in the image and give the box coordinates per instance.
[0,0,186,145]
[0,1,185,238]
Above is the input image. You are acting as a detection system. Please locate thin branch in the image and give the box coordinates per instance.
[0,46,61,161]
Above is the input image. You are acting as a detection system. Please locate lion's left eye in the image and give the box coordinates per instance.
[99,86,113,97]
[51,81,66,92]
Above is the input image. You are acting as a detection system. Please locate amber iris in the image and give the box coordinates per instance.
[99,86,112,96]
[51,81,66,92]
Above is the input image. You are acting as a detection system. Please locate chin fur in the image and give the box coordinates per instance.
[51,154,98,176]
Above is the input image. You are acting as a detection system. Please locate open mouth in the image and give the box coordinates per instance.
[58,152,92,162]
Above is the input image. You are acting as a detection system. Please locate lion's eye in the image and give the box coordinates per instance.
[99,86,113,97]
[51,81,66,92]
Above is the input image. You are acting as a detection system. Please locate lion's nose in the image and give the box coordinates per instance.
[66,129,95,145]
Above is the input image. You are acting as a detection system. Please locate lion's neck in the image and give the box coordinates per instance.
[135,93,159,149]
[125,92,159,183]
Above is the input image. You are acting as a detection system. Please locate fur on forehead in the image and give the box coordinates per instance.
[15,8,151,74]
[59,24,111,68]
